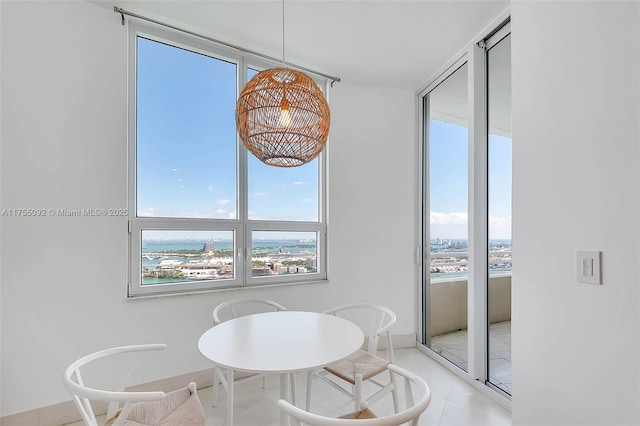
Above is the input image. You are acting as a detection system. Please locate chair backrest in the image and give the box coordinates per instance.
[323,303,397,361]
[278,364,431,426]
[63,344,168,426]
[212,298,287,324]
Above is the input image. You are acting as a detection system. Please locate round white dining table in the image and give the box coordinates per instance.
[198,310,365,426]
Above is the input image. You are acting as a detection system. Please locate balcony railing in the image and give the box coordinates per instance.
[429,274,511,337]
[428,274,512,393]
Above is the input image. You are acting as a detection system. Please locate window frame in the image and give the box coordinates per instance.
[127,21,328,297]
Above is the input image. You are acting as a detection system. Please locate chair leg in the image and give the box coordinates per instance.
[389,369,399,413]
[354,374,363,412]
[227,368,235,426]
[212,367,219,407]
[290,373,296,405]
[305,371,313,410]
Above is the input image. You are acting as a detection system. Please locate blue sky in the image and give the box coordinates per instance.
[136,37,318,223]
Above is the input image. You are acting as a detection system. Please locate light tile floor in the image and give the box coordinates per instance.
[431,321,512,394]
[64,348,511,426]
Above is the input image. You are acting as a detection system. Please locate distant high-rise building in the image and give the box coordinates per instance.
[306,258,317,270]
[202,241,215,253]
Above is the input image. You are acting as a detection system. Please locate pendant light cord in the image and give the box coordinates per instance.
[282,0,286,66]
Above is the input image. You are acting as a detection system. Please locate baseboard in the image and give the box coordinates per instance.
[373,332,417,352]
[1,334,416,426]
[389,333,417,350]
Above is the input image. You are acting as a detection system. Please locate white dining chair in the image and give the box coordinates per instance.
[63,344,205,426]
[211,298,296,408]
[306,303,399,413]
[282,364,431,425]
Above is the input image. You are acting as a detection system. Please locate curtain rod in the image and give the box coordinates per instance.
[114,6,341,85]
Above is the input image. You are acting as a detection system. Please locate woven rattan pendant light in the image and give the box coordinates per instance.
[235,2,330,167]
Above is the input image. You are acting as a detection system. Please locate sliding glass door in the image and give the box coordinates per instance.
[420,21,511,398]
[423,61,469,371]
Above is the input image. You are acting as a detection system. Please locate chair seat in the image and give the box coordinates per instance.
[339,408,377,419]
[106,384,204,426]
[324,349,389,384]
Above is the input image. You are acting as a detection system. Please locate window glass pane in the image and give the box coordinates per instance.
[487,33,512,395]
[429,64,469,282]
[141,230,234,285]
[251,231,317,277]
[426,62,469,372]
[136,37,237,219]
[246,68,320,222]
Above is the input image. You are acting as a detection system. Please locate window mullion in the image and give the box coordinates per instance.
[238,57,249,286]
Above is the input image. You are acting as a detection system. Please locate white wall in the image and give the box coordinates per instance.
[511,2,640,425]
[0,1,417,416]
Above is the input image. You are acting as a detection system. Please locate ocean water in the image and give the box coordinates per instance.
[141,239,317,268]
[143,240,233,252]
[142,239,316,254]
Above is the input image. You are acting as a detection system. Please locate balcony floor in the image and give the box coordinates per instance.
[431,321,512,394]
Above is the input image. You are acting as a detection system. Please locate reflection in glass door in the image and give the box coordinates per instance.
[423,62,469,371]
[487,33,512,394]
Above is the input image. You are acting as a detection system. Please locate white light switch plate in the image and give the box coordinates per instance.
[576,250,601,285]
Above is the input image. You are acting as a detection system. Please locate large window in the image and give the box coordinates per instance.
[128,22,327,297]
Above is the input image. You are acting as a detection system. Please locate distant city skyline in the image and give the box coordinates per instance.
[142,229,317,242]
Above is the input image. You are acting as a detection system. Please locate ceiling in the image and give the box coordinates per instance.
[104,0,510,90]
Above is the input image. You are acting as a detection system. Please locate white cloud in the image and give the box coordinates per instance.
[303,198,311,203]
[253,192,267,197]
[227,212,236,219]
[138,208,156,217]
[215,209,227,214]
[489,215,511,227]
[429,212,511,240]
[430,211,468,225]
[293,181,304,185]
[217,198,230,205]
[173,211,216,218]
[208,185,214,191]
[171,168,178,172]
[430,212,467,238]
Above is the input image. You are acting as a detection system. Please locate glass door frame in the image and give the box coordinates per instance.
[484,23,512,396]
[416,14,511,406]
[420,54,469,350]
